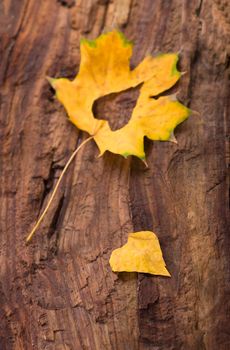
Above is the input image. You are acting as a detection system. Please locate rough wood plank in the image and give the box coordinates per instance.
[0,0,229,349]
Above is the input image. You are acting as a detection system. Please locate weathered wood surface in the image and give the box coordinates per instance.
[0,0,229,349]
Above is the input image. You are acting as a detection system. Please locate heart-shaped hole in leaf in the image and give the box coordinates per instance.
[93,85,140,131]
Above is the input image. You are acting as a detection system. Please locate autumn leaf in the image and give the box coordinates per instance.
[27,31,190,242]
[109,231,170,276]
[49,30,190,160]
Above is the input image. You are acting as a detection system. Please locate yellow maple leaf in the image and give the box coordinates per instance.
[109,231,170,276]
[48,30,190,160]
[26,31,190,243]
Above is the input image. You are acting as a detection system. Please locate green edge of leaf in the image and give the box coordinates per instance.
[171,54,180,77]
[117,31,134,47]
[80,31,133,48]
[80,38,97,47]
[122,152,146,160]
[122,152,130,159]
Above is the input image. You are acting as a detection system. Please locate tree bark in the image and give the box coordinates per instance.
[0,0,229,349]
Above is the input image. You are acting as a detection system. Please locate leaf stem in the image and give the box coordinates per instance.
[26,136,93,243]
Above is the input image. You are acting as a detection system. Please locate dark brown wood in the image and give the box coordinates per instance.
[0,0,229,349]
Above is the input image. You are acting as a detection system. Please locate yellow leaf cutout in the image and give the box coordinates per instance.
[109,231,170,276]
[49,30,190,159]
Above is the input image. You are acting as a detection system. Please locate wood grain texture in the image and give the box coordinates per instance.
[0,0,229,349]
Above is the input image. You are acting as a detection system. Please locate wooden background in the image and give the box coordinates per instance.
[0,0,229,349]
